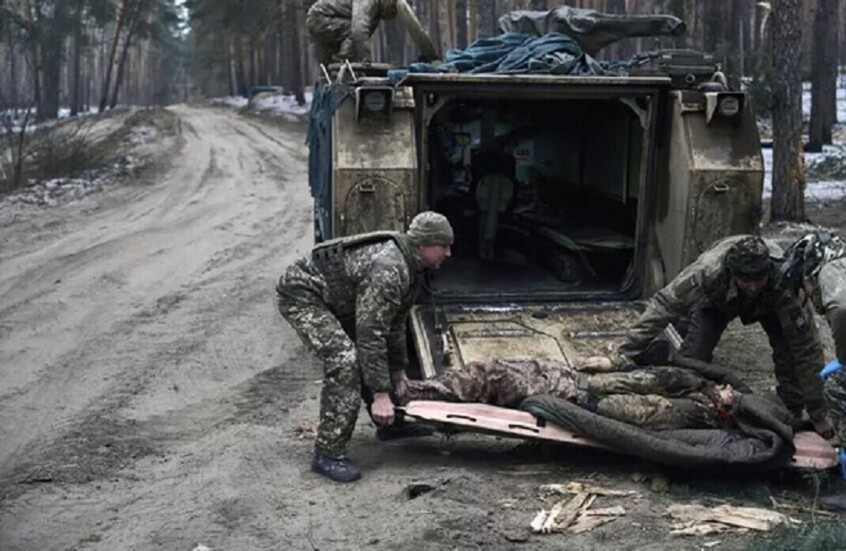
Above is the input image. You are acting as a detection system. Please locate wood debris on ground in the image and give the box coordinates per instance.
[292,422,318,439]
[666,503,800,536]
[540,481,640,497]
[531,483,632,534]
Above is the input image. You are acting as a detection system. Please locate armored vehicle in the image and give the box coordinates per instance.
[307,9,764,380]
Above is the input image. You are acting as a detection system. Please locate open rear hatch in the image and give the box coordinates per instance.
[410,302,641,378]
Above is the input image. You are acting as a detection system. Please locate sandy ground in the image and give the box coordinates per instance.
[0,106,844,551]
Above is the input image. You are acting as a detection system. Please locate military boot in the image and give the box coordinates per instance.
[311,453,361,483]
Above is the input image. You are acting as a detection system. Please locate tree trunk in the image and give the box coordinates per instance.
[228,39,237,97]
[808,0,838,151]
[770,0,806,223]
[479,0,497,39]
[99,0,128,112]
[5,11,19,107]
[280,0,305,104]
[468,0,479,44]
[71,0,85,116]
[383,16,406,65]
[455,0,468,49]
[22,0,41,110]
[437,0,452,55]
[40,1,69,120]
[234,35,247,97]
[110,1,144,109]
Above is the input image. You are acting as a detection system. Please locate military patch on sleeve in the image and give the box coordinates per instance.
[794,312,808,330]
[673,273,698,299]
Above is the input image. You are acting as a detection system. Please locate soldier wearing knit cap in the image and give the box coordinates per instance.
[620,235,830,437]
[276,211,453,482]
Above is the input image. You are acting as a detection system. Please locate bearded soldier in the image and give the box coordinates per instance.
[619,235,831,437]
[276,212,453,482]
[306,0,399,65]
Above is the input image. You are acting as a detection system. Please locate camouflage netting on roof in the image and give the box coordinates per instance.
[386,7,684,81]
[496,6,685,56]
[387,32,625,82]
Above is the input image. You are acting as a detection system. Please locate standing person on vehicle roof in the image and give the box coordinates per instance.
[276,211,453,483]
[778,231,846,509]
[306,0,398,66]
[619,235,832,438]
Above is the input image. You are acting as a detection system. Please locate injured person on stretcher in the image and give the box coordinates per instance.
[396,357,840,471]
[397,357,736,431]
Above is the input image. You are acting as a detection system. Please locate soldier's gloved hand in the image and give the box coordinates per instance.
[372,392,395,426]
[813,417,835,440]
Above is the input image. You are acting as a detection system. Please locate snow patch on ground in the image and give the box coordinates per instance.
[761,79,846,203]
[253,92,313,119]
[211,96,248,108]
[211,92,313,121]
[1,106,100,135]
[0,156,141,208]
[762,146,846,202]
[802,80,846,123]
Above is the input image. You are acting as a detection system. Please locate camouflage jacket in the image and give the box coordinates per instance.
[279,234,422,392]
[621,236,785,353]
[621,235,828,417]
[307,0,387,60]
[815,257,846,363]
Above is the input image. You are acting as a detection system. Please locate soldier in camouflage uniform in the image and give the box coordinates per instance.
[276,211,453,482]
[397,358,734,430]
[306,0,398,65]
[778,232,846,510]
[619,235,831,437]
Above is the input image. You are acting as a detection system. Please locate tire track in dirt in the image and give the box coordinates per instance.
[0,105,315,550]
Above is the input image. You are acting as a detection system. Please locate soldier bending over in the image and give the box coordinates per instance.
[619,235,831,437]
[306,0,398,65]
[277,212,453,483]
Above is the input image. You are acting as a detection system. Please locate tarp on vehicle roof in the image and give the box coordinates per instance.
[497,6,685,55]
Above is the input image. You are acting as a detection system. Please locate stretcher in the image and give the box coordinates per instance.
[398,401,839,470]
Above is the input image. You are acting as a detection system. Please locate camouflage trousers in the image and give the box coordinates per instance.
[277,282,361,459]
[824,368,846,444]
[306,12,358,66]
[403,360,726,430]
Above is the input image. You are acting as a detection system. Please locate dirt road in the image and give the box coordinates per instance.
[0,106,839,550]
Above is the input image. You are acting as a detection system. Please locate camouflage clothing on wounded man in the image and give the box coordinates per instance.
[402,359,731,430]
[306,0,396,63]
